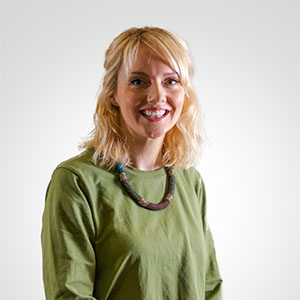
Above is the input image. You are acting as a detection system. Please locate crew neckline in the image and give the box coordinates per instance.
[83,148,168,178]
[124,165,166,178]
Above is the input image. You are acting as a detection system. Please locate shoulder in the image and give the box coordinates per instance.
[47,149,116,206]
[175,166,204,188]
[56,148,95,172]
[55,148,107,175]
[174,166,206,200]
[50,148,113,187]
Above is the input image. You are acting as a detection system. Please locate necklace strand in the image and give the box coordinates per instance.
[115,162,176,211]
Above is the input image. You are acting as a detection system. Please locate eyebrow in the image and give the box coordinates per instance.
[129,71,178,77]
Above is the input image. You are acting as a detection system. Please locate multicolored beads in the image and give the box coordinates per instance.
[115,162,175,211]
[119,172,127,181]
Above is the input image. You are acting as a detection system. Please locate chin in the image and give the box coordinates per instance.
[144,130,168,139]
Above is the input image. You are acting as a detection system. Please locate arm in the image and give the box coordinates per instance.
[204,228,223,299]
[198,176,223,300]
[41,167,97,300]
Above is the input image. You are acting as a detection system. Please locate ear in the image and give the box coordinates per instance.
[110,96,119,107]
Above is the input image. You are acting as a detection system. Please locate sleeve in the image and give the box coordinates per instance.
[41,167,98,300]
[198,176,223,300]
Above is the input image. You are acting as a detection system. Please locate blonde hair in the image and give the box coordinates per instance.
[80,26,204,169]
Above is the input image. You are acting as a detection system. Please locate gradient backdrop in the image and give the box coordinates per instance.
[1,0,299,299]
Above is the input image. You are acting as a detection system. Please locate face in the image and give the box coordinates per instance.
[111,46,185,142]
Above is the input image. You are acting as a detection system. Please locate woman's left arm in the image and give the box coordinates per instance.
[198,176,223,300]
[204,227,223,299]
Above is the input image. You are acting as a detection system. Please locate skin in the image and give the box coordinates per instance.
[111,45,185,171]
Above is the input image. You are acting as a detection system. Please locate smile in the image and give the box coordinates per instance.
[140,109,170,122]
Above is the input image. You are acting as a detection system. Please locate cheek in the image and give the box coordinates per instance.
[117,93,135,111]
[120,90,143,106]
[172,90,185,111]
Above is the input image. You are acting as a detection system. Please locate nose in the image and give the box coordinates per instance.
[147,82,166,103]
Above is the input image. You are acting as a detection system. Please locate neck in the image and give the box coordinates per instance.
[126,135,165,171]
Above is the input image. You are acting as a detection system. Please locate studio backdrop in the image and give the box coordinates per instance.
[1,0,299,299]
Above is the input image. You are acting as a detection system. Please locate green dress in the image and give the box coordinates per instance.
[41,149,222,299]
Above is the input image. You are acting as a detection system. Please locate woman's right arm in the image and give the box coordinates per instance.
[41,167,97,300]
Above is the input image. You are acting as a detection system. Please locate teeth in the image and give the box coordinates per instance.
[142,110,166,118]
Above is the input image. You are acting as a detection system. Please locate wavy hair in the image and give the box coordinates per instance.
[80,26,205,169]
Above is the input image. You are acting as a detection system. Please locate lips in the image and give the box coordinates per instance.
[140,108,170,122]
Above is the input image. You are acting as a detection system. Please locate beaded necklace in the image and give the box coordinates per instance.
[115,162,176,211]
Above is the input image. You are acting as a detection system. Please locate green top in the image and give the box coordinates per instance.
[41,149,222,300]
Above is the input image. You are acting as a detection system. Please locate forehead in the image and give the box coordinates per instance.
[120,45,176,78]
[132,45,161,65]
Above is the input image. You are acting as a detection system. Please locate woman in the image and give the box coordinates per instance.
[41,26,222,300]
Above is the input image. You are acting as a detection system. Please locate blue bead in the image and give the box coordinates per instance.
[115,162,124,173]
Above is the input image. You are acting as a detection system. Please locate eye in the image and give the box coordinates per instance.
[165,78,180,85]
[129,78,144,85]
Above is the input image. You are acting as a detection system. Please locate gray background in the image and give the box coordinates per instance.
[1,0,299,299]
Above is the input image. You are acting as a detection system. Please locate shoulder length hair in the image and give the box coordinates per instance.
[80,26,205,169]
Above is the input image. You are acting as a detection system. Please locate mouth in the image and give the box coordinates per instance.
[140,109,170,122]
